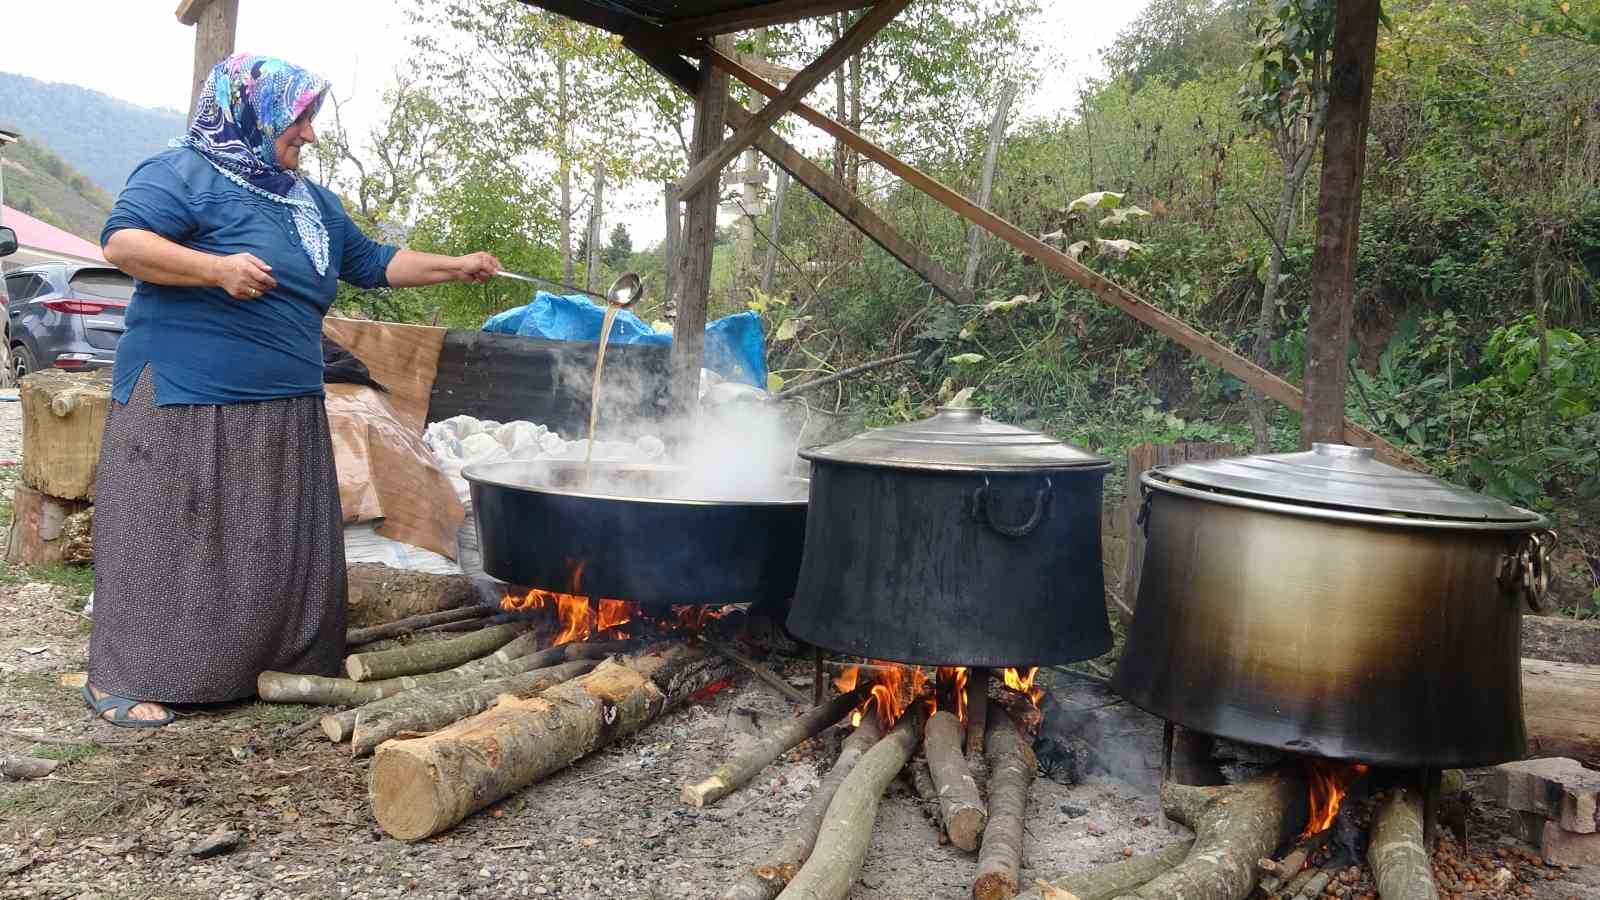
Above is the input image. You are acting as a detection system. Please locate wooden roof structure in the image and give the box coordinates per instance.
[516,0,1413,466]
[169,0,1411,466]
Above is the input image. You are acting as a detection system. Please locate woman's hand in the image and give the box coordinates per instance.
[211,253,278,300]
[454,252,502,284]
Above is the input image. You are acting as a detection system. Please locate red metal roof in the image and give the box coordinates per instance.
[0,205,106,263]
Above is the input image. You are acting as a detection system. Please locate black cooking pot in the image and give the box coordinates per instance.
[786,407,1114,666]
[465,460,808,609]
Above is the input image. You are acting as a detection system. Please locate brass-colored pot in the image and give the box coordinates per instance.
[1112,458,1553,769]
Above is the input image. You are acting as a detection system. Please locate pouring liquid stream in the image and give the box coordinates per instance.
[583,302,623,484]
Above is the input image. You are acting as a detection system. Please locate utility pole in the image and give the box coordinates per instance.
[176,0,240,120]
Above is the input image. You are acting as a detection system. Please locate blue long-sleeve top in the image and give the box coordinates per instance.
[100,146,399,406]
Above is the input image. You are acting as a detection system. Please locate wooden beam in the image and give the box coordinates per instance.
[514,0,648,35]
[1301,0,1381,448]
[185,0,238,123]
[175,0,208,26]
[625,35,970,304]
[675,0,910,201]
[675,0,878,36]
[668,36,732,420]
[703,46,1422,469]
[734,104,971,304]
[731,53,801,85]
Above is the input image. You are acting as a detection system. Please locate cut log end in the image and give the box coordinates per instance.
[368,751,451,842]
[683,776,728,808]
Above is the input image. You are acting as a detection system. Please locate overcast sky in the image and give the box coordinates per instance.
[3,0,1144,246]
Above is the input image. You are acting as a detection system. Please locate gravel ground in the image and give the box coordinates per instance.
[0,398,1596,900]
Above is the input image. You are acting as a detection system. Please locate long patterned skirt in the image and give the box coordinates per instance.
[87,369,345,703]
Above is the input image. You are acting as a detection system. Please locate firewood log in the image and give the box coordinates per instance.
[927,709,987,851]
[1108,771,1303,900]
[966,668,990,760]
[974,709,1036,900]
[344,623,527,681]
[345,606,496,647]
[1523,658,1600,767]
[722,716,885,900]
[345,563,475,629]
[348,660,597,756]
[682,688,864,808]
[319,638,631,740]
[903,755,948,844]
[1021,841,1194,900]
[369,642,729,840]
[775,710,923,900]
[5,485,91,566]
[1367,786,1440,900]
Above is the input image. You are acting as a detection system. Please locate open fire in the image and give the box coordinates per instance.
[1301,759,1370,838]
[500,561,737,645]
[831,662,1047,729]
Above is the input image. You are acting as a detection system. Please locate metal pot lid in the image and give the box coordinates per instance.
[800,406,1109,472]
[1148,442,1543,523]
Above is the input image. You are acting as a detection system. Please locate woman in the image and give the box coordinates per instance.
[86,54,500,726]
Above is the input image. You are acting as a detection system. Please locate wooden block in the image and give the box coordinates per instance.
[1494,758,1600,834]
[59,672,87,688]
[19,370,111,501]
[5,485,92,566]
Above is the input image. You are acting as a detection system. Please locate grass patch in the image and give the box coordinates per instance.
[27,562,94,600]
[241,701,317,725]
[0,495,12,528]
[34,742,99,764]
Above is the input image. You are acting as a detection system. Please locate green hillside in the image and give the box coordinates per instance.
[0,72,184,194]
[1,138,114,243]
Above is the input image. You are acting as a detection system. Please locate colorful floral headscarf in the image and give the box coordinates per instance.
[178,54,332,275]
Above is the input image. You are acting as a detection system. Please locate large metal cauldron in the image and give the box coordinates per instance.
[787,407,1114,667]
[465,460,808,609]
[1112,443,1553,769]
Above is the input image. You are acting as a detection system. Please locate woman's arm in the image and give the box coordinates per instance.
[385,249,501,288]
[104,229,278,299]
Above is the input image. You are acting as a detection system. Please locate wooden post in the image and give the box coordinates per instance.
[663,181,681,316]
[1300,0,1380,448]
[177,0,239,122]
[668,36,731,420]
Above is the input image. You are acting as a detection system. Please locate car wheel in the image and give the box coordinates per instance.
[13,344,37,381]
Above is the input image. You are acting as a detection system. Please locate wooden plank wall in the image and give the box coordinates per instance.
[1120,442,1244,615]
[426,331,672,439]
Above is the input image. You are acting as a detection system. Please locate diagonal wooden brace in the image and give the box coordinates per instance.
[626,33,970,304]
[701,44,1421,469]
[673,0,911,201]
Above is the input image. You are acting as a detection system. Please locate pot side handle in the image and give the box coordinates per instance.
[973,476,1052,538]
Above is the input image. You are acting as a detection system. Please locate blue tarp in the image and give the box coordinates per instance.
[483,293,767,388]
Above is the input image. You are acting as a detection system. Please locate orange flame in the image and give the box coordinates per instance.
[1002,666,1044,705]
[937,666,969,723]
[1302,760,1370,838]
[836,662,934,728]
[670,604,736,632]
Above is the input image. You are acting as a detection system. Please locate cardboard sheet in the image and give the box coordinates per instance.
[323,317,447,434]
[325,383,464,559]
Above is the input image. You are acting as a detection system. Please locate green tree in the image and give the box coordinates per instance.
[1238,0,1334,450]
[602,223,633,270]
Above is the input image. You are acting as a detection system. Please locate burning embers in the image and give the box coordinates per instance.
[500,561,736,644]
[831,662,1046,730]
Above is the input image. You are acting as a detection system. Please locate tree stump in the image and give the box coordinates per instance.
[6,485,91,566]
[19,370,111,501]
